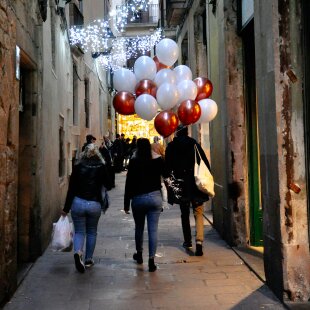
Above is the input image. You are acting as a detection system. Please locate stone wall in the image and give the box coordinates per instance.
[0,0,18,303]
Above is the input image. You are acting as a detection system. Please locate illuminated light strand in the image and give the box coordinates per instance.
[69,0,162,71]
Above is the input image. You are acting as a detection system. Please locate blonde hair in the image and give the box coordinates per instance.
[80,143,105,164]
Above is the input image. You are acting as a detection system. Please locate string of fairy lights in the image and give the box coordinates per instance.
[69,0,163,71]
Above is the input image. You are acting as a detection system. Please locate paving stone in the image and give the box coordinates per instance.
[3,172,286,310]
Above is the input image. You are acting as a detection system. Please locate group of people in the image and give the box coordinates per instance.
[61,125,211,273]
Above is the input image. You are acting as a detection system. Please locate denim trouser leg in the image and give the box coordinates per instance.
[193,204,204,243]
[132,210,146,253]
[180,203,192,243]
[71,197,101,260]
[147,209,161,257]
[132,191,162,258]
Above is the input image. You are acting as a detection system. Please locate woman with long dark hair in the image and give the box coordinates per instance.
[124,138,164,272]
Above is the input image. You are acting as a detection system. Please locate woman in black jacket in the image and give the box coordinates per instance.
[62,144,112,273]
[164,125,211,256]
[124,138,164,272]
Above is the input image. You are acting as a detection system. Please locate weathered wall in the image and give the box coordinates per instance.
[0,0,113,304]
[207,0,247,245]
[255,0,310,302]
[0,0,19,304]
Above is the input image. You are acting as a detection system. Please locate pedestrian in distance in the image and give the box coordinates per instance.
[111,134,124,173]
[82,134,96,151]
[164,125,211,256]
[62,143,113,273]
[151,135,165,159]
[99,139,115,188]
[124,138,164,272]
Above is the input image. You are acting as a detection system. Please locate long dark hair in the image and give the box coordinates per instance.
[136,138,152,160]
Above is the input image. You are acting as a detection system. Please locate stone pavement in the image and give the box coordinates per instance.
[4,172,285,310]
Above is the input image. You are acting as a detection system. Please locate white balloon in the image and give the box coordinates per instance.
[156,38,179,67]
[174,65,192,84]
[134,94,159,121]
[177,80,197,103]
[154,69,176,87]
[198,99,218,123]
[113,68,136,93]
[156,83,179,110]
[134,56,157,81]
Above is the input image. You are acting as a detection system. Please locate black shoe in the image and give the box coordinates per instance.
[85,258,95,268]
[133,252,143,264]
[148,258,157,272]
[195,244,203,256]
[182,241,193,249]
[74,253,85,273]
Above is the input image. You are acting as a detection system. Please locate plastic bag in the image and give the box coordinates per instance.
[51,216,74,252]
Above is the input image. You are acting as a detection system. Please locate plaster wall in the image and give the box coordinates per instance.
[207,0,247,245]
[255,0,310,301]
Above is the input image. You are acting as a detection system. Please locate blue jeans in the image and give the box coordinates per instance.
[131,190,162,258]
[71,197,101,260]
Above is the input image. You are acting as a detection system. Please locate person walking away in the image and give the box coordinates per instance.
[120,133,127,171]
[62,144,113,273]
[82,134,96,151]
[123,137,131,170]
[111,134,124,173]
[151,136,165,159]
[124,138,164,272]
[129,135,137,158]
[164,125,211,256]
[99,139,115,188]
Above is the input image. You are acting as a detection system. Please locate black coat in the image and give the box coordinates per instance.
[165,135,211,205]
[63,158,112,213]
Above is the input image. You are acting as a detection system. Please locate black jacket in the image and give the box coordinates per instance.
[124,157,164,211]
[165,135,211,205]
[63,158,112,213]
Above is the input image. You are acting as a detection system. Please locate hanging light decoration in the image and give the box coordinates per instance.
[69,0,162,71]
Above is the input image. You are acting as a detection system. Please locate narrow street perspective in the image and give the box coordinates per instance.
[4,173,285,310]
[1,1,309,309]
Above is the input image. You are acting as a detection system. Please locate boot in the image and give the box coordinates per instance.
[148,257,157,272]
[195,243,203,256]
[133,251,143,264]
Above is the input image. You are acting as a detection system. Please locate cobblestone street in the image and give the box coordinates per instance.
[4,173,285,310]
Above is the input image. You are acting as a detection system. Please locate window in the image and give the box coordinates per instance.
[73,63,79,125]
[69,2,84,27]
[84,79,90,128]
[59,116,65,178]
[50,1,56,70]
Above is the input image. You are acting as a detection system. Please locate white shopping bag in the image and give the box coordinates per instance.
[51,216,74,252]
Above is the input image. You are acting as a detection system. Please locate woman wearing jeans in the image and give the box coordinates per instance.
[62,143,112,273]
[124,138,164,272]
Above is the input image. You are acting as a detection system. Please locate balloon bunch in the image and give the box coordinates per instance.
[112,38,218,138]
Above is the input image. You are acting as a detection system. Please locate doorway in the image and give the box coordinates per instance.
[242,20,263,246]
[17,52,37,282]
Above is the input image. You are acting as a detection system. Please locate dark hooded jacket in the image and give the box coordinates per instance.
[63,158,112,213]
[164,135,211,205]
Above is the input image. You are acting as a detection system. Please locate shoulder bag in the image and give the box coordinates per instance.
[194,144,215,198]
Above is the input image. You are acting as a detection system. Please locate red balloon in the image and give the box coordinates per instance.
[154,111,179,138]
[113,91,135,115]
[177,99,201,125]
[193,77,213,101]
[135,79,157,98]
[153,56,170,72]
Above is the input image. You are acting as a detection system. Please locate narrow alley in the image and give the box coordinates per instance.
[4,173,285,310]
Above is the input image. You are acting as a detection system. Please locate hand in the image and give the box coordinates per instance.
[61,211,68,217]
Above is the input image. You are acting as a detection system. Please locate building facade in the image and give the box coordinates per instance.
[165,0,310,303]
[0,0,113,304]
